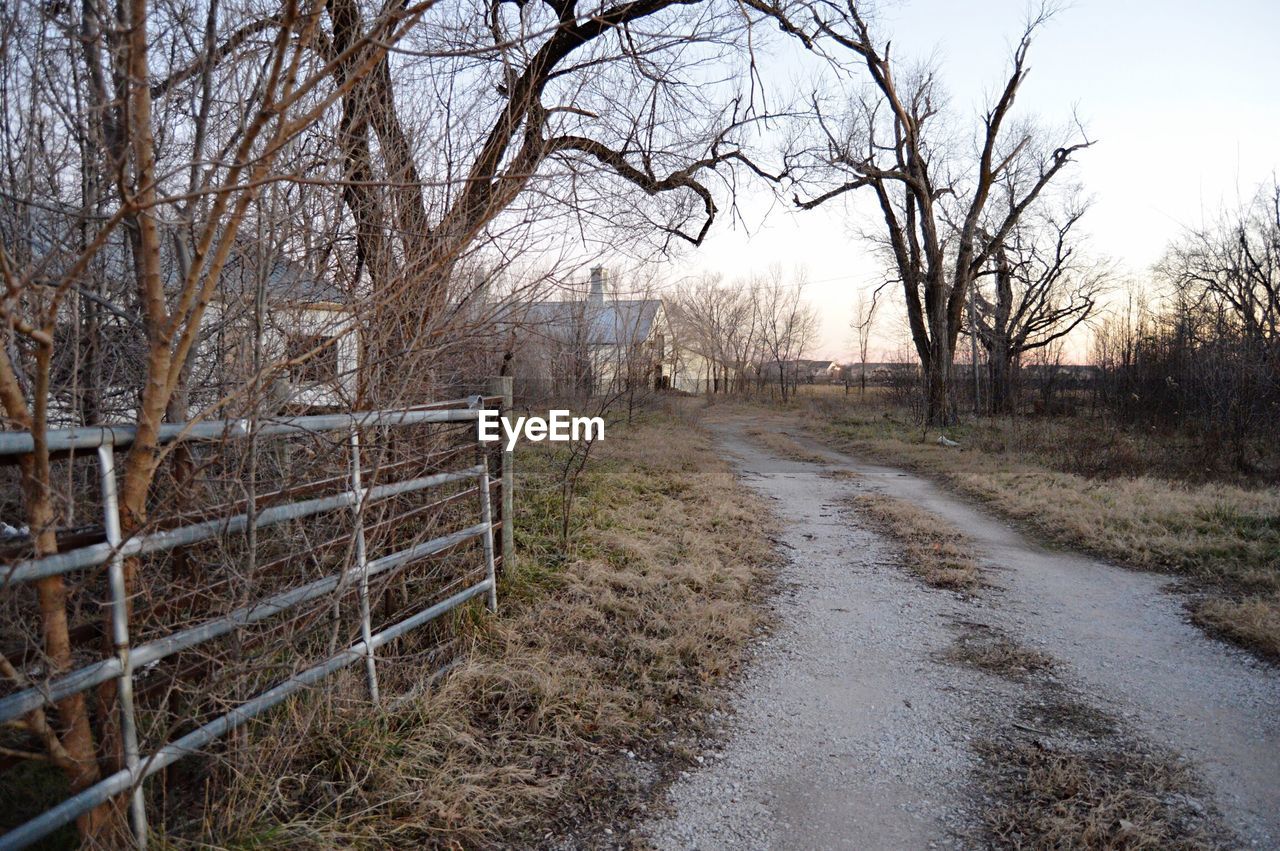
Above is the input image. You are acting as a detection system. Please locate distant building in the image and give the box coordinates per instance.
[863,363,919,385]
[758,358,841,385]
[501,267,668,396]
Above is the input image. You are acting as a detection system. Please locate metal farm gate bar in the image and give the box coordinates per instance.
[0,384,515,849]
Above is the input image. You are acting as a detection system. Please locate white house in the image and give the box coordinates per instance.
[211,254,360,412]
[8,205,360,421]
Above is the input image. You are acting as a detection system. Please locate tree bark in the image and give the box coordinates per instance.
[28,340,111,834]
[924,342,956,426]
[989,352,1013,414]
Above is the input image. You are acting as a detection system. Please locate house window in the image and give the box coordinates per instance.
[286,334,340,384]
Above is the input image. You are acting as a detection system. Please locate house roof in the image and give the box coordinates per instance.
[220,253,350,306]
[767,358,838,371]
[2,199,348,308]
[507,297,662,346]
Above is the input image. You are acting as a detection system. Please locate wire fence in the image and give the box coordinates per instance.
[0,391,512,849]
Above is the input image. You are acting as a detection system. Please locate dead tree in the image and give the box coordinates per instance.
[776,1,1091,424]
[756,268,819,402]
[972,195,1109,413]
[851,283,883,397]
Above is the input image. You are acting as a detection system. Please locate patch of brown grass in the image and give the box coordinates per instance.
[167,414,777,848]
[848,493,981,590]
[742,426,830,464]
[977,738,1220,850]
[975,688,1227,850]
[945,629,1053,678]
[940,624,1216,848]
[1192,594,1280,661]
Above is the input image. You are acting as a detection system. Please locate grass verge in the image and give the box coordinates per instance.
[847,493,981,590]
[805,400,1280,661]
[164,411,776,848]
[1190,595,1280,660]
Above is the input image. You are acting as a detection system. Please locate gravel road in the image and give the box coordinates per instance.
[642,416,1280,849]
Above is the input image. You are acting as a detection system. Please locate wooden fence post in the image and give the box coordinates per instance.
[489,376,515,572]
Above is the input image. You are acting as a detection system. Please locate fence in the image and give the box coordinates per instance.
[0,381,515,849]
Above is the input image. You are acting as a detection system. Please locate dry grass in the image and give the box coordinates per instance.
[941,622,1229,848]
[162,412,776,848]
[977,737,1221,850]
[802,398,1280,660]
[741,426,830,464]
[848,493,981,590]
[1191,594,1280,662]
[973,683,1226,849]
[945,629,1054,678]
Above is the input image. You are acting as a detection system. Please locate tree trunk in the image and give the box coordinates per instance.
[987,248,1016,415]
[925,363,953,425]
[329,0,444,406]
[27,343,113,836]
[989,351,1014,414]
[924,332,957,426]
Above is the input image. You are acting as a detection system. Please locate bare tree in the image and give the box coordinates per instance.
[972,193,1110,413]
[667,275,725,393]
[1104,180,1280,468]
[323,0,786,402]
[756,268,818,402]
[1162,180,1280,346]
[1091,179,1280,473]
[851,283,883,397]
[775,2,1091,424]
[668,273,762,394]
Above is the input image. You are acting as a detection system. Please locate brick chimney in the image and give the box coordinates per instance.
[588,266,608,305]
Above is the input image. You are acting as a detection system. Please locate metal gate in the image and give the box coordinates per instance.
[0,392,510,848]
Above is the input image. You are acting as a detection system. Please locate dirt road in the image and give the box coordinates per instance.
[644,416,1280,849]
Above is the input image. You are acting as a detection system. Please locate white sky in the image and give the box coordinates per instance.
[674,0,1280,362]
